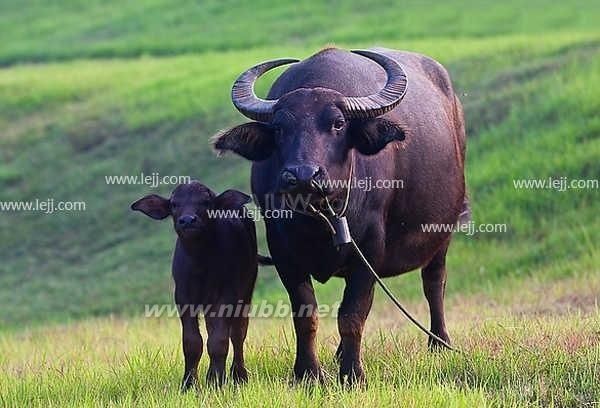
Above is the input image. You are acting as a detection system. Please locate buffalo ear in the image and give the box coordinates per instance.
[214,189,251,210]
[131,194,171,220]
[349,118,406,155]
[212,122,275,161]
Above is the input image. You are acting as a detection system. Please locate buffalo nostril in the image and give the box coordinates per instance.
[280,165,328,193]
[281,170,298,186]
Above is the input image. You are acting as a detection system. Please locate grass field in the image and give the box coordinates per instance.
[0,0,599,406]
[2,263,598,406]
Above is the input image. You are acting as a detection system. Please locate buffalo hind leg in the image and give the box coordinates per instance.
[337,272,375,386]
[180,312,203,392]
[421,242,451,349]
[230,314,249,383]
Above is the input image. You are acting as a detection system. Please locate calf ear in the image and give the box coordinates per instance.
[349,118,406,155]
[214,189,251,210]
[212,122,275,161]
[131,194,171,220]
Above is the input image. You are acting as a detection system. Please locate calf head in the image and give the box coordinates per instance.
[131,181,250,240]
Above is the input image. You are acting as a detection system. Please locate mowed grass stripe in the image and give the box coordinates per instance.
[0,0,599,65]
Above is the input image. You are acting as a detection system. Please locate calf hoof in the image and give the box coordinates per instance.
[206,370,226,387]
[231,365,249,384]
[427,333,451,351]
[180,374,197,392]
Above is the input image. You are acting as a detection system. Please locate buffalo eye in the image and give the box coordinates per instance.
[332,117,345,131]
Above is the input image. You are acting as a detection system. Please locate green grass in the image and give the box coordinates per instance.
[1,0,599,65]
[0,0,599,406]
[1,31,598,327]
[1,265,598,407]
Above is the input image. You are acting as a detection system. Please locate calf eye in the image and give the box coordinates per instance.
[332,118,345,131]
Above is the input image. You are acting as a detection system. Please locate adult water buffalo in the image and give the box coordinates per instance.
[213,47,467,384]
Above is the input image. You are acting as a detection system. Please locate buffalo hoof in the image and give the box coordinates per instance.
[294,363,324,384]
[427,332,451,351]
[339,360,366,388]
[231,365,249,384]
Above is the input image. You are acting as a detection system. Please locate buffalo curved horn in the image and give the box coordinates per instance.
[341,50,408,119]
[231,58,299,122]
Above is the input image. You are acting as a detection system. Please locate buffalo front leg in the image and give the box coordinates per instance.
[337,271,375,386]
[205,315,231,386]
[284,279,322,382]
[179,311,203,391]
[421,242,451,349]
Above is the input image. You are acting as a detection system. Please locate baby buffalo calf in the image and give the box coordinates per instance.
[132,181,266,390]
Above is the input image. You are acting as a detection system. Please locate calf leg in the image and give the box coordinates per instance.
[180,313,203,391]
[230,315,249,383]
[205,316,231,386]
[338,271,375,386]
[421,242,451,349]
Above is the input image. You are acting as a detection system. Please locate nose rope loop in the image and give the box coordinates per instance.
[282,194,337,234]
[339,150,354,217]
[282,150,460,353]
[309,150,354,219]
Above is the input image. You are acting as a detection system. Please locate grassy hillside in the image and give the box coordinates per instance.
[1,0,599,65]
[1,31,598,328]
[0,0,599,406]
